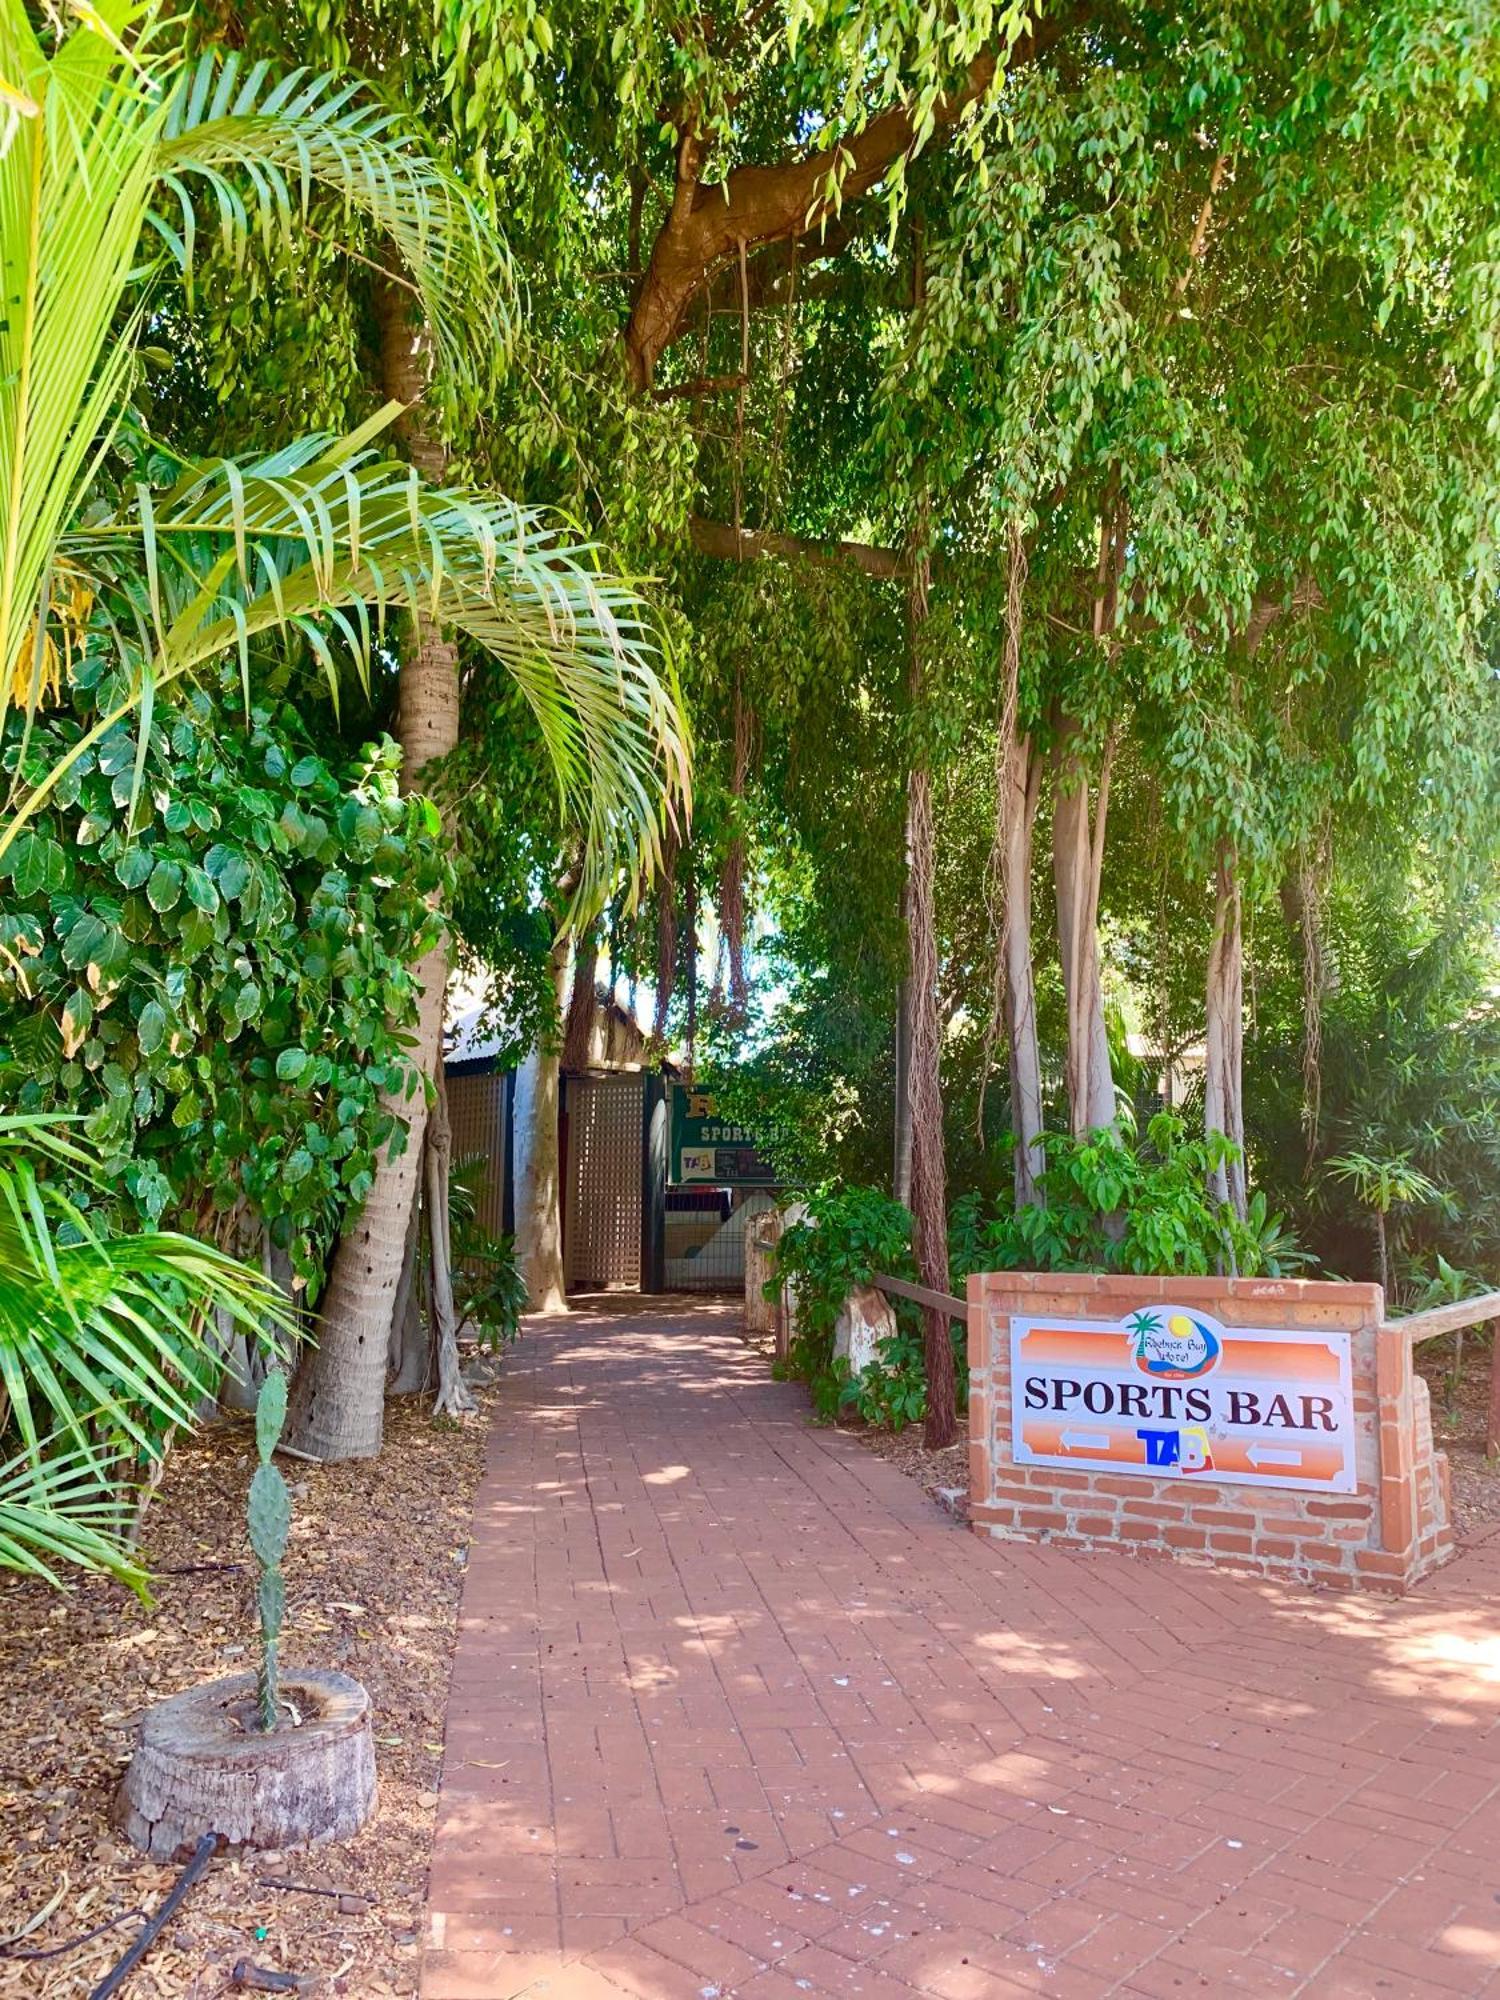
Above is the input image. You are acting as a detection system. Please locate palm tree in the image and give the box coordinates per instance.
[0,1,688,1506]
[1324,1149,1445,1298]
[0,4,686,902]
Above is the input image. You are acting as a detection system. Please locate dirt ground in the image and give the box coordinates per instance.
[0,1390,494,1999]
[1416,1329,1500,1533]
[854,1409,971,1517]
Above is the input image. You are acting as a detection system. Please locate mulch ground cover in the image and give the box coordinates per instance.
[0,1390,494,1999]
[853,1412,971,1518]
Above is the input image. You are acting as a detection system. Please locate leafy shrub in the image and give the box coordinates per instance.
[446,1153,527,1353]
[453,1240,528,1351]
[769,1121,1308,1434]
[841,1328,929,1429]
[771,1185,915,1419]
[843,1323,969,1431]
[771,1185,970,1428]
[953,1114,1310,1282]
[1244,874,1500,1290]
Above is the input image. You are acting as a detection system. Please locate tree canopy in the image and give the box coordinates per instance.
[3,0,1499,1516]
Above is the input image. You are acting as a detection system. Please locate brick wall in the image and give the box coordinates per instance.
[967,1272,1453,1594]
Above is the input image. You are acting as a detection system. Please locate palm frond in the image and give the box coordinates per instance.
[0,1113,294,1463]
[22,415,689,910]
[0,2,507,748]
[0,0,164,734]
[151,52,510,370]
[0,1441,147,1597]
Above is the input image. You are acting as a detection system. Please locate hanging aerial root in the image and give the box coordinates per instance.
[719,676,753,1021]
[977,519,1027,1139]
[651,828,679,1047]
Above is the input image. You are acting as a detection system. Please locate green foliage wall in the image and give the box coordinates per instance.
[0,678,446,1286]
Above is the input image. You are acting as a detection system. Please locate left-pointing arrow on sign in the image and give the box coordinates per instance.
[1247,1445,1303,1468]
[1059,1430,1112,1450]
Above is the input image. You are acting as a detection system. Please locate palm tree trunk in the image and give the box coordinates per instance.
[651,832,678,1045]
[283,275,456,1460]
[562,929,599,1073]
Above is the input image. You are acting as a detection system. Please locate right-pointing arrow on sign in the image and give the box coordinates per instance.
[1247,1445,1303,1468]
[1060,1430,1112,1450]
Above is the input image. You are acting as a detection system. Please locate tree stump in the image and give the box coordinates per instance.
[115,1669,376,1860]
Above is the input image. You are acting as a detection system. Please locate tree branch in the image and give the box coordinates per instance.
[625,13,1076,389]
[653,371,748,404]
[689,514,906,580]
[1244,577,1322,655]
[690,517,1323,658]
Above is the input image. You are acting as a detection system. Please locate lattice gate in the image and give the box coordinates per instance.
[446,1069,508,1257]
[564,1072,644,1291]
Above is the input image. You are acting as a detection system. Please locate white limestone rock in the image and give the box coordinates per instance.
[833,1284,897,1379]
[744,1209,782,1335]
[774,1200,809,1358]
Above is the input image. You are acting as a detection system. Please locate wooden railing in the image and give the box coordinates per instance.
[1390,1291,1500,1348]
[1387,1290,1500,1459]
[872,1272,967,1320]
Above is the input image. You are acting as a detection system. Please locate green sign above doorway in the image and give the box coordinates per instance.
[668,1085,782,1187]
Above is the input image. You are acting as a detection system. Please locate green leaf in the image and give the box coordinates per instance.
[275,1047,310,1082]
[205,844,250,898]
[114,846,153,891]
[137,1001,168,1057]
[60,912,111,972]
[182,865,218,914]
[61,989,94,1056]
[177,907,216,953]
[9,834,69,898]
[147,860,184,913]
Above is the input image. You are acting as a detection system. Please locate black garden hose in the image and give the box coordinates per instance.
[88,1831,218,2000]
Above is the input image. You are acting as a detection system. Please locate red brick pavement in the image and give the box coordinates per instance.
[422,1301,1500,2000]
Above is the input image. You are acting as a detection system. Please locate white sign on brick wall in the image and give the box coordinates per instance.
[1010,1306,1357,1493]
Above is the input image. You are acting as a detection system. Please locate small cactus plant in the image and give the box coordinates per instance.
[248,1370,292,1731]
